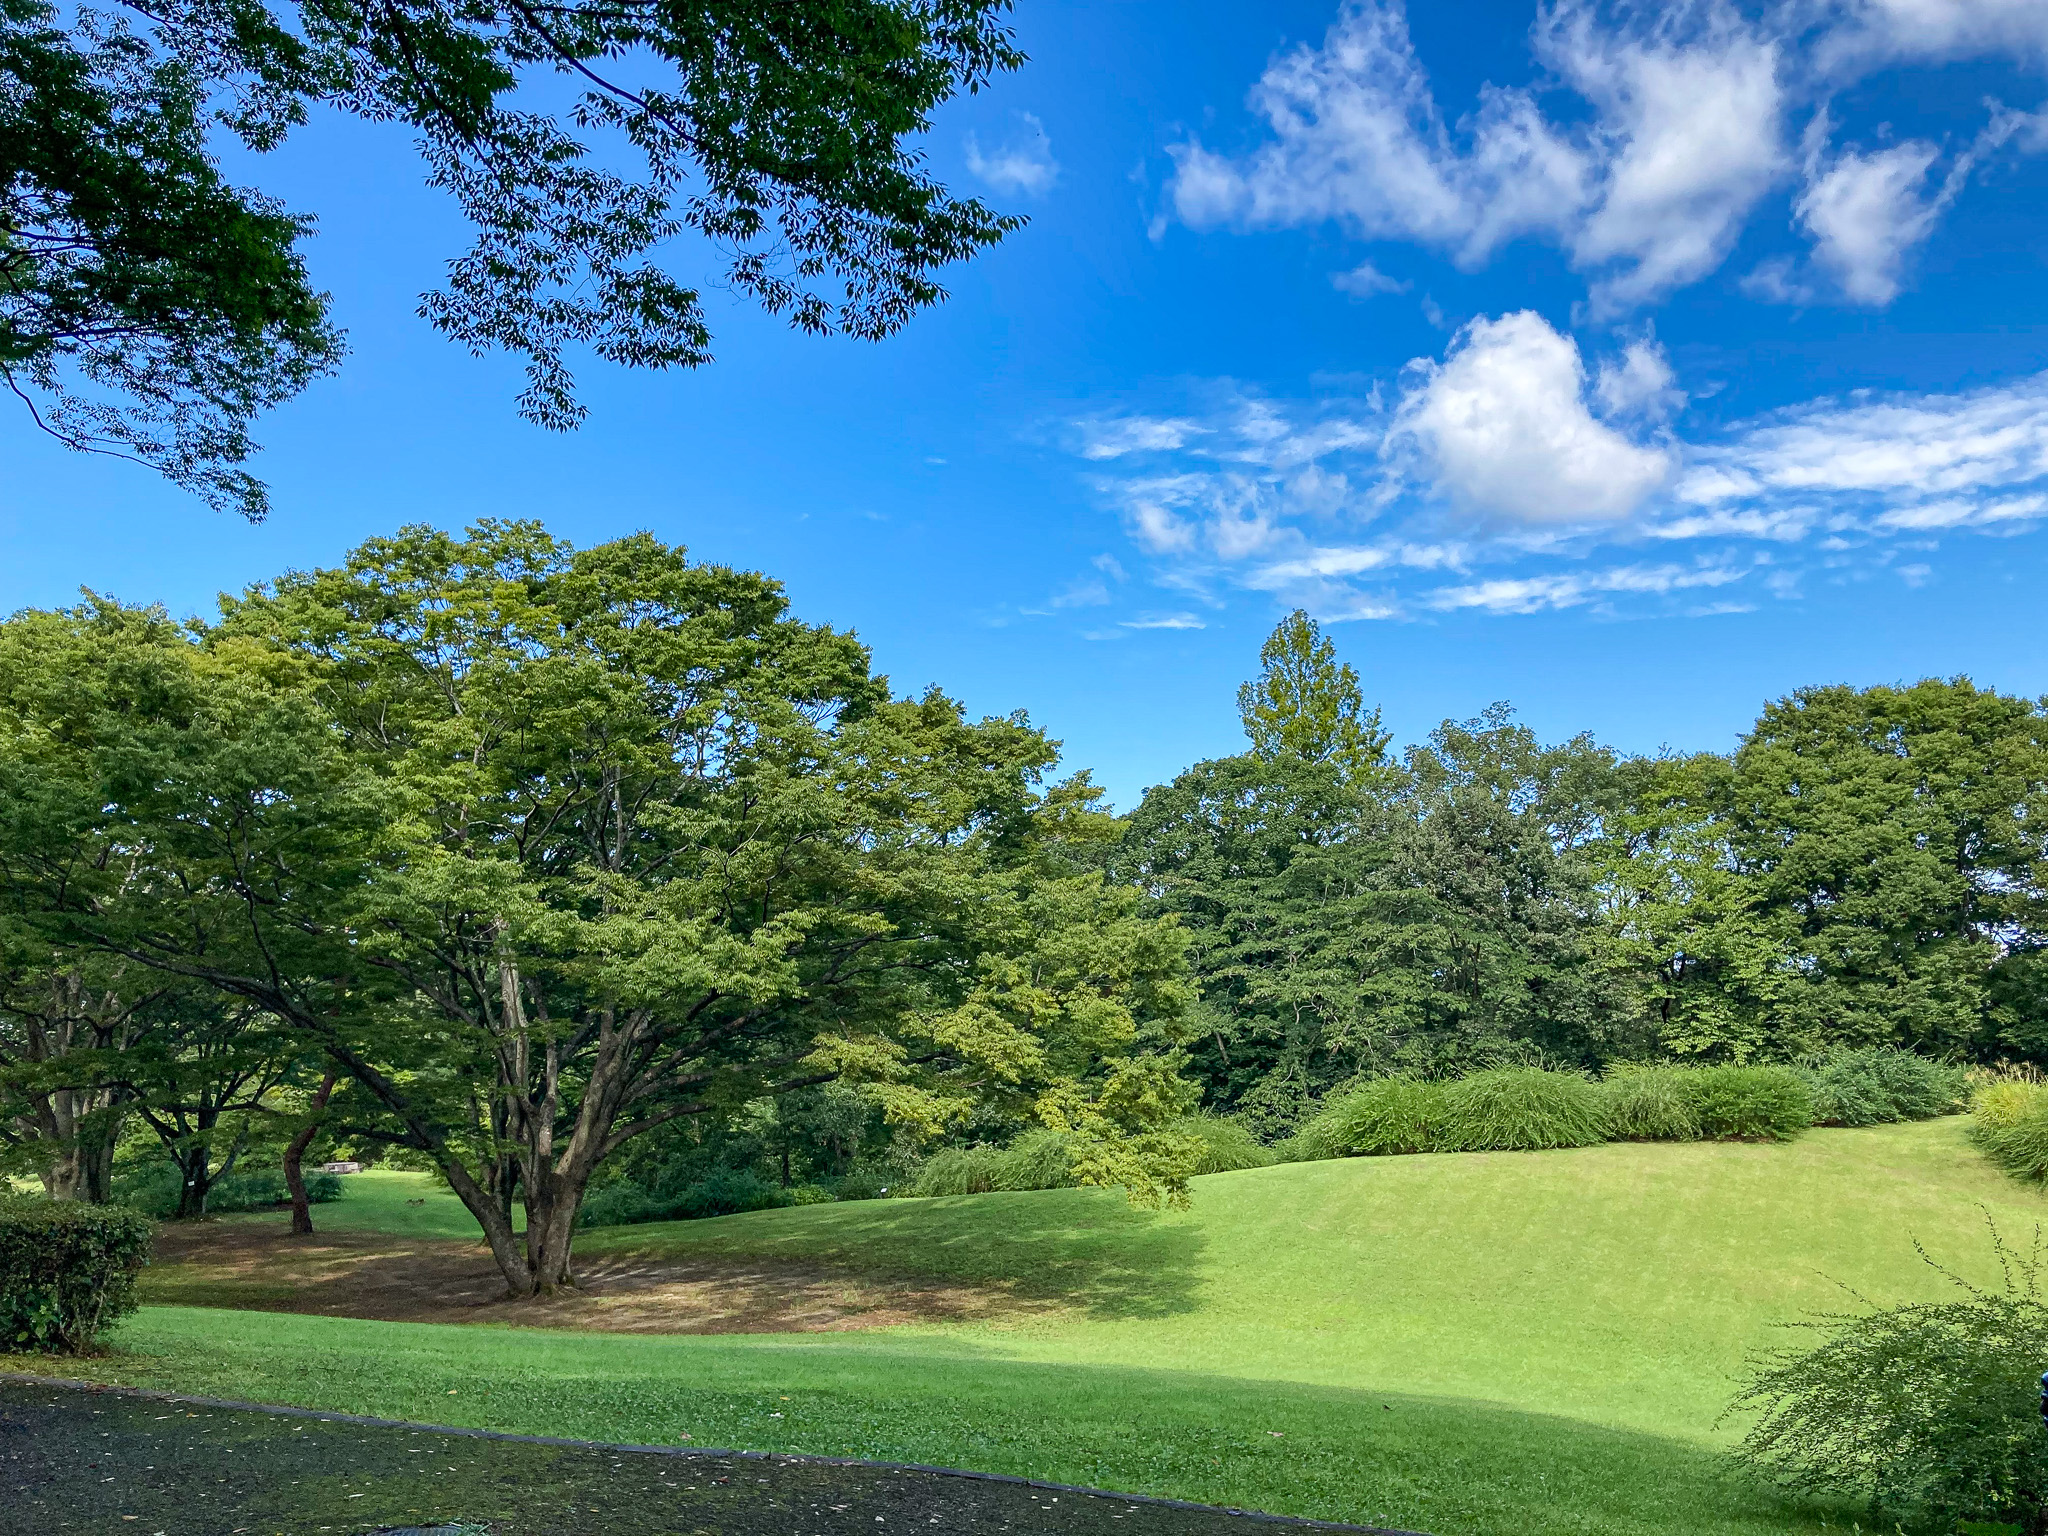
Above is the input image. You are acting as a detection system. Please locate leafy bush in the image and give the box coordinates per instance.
[1602,1067,1702,1141]
[110,1164,343,1218]
[1266,1122,1341,1164]
[830,1166,898,1201]
[1728,1232,2048,1533]
[1177,1115,1273,1175]
[0,1198,154,1353]
[1437,1067,1610,1152]
[580,1167,794,1227]
[1802,1048,1969,1127]
[1314,1077,1451,1156]
[1680,1065,1815,1140]
[1970,1078,2048,1184]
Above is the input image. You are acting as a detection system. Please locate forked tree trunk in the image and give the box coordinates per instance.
[283,1073,337,1235]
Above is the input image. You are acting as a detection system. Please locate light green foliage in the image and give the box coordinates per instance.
[1729,1231,2048,1533]
[1235,610,1391,781]
[1312,1076,1449,1155]
[1971,1078,2048,1183]
[1800,1047,1969,1126]
[910,1127,1082,1196]
[1175,1114,1273,1174]
[1602,1067,1704,1141]
[1682,1067,1816,1141]
[1438,1067,1611,1151]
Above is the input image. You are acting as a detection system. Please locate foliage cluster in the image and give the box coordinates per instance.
[1729,1232,2048,1534]
[0,1195,151,1352]
[110,1162,339,1219]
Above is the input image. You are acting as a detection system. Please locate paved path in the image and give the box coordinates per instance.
[0,1378,1424,1536]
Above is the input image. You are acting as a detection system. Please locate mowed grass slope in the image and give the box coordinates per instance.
[22,1118,2031,1536]
[576,1116,2038,1438]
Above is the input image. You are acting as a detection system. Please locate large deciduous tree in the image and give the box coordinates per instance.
[0,524,1194,1293]
[4,0,1025,514]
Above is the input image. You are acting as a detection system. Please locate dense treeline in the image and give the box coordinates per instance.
[3,540,2041,1279]
[1125,612,2048,1137]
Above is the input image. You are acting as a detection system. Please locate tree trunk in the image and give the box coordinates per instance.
[282,1073,337,1236]
[172,1145,213,1218]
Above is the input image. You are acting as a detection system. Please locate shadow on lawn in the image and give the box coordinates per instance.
[588,1186,1211,1322]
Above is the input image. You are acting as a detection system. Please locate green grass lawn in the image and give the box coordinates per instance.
[20,1117,2035,1536]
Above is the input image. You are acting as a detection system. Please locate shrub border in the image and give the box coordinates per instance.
[1,1373,1427,1536]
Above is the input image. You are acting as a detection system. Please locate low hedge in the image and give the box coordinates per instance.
[1799,1048,1969,1127]
[1178,1115,1274,1175]
[1601,1068,1702,1141]
[0,1198,154,1353]
[1313,1077,1449,1156]
[1681,1064,1815,1140]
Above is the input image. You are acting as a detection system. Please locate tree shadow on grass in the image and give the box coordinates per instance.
[582,1184,1210,1322]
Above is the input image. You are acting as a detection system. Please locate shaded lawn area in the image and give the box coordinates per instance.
[0,1377,1418,1536]
[4,1308,1845,1536]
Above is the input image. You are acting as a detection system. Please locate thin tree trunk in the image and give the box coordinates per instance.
[283,1073,337,1235]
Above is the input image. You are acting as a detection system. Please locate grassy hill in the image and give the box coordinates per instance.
[20,1117,2039,1536]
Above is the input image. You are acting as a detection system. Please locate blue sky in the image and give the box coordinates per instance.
[7,0,2048,805]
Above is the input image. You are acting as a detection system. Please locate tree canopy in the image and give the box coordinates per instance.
[1,0,1025,515]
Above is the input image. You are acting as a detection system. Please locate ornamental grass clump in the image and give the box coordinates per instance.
[1314,1077,1452,1156]
[1727,1227,2048,1534]
[1436,1067,1610,1152]
[1600,1067,1702,1142]
[1681,1064,1815,1140]
[1176,1115,1274,1175]
[909,1128,1080,1197]
[1970,1077,2048,1184]
[0,1197,154,1353]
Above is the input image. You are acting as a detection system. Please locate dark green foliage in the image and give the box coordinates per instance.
[1680,1066,1815,1141]
[1313,1077,1450,1156]
[1971,1080,2048,1184]
[1801,1047,1969,1126]
[1601,1068,1702,1141]
[1728,1232,2048,1533]
[1437,1067,1611,1152]
[0,1196,152,1352]
[580,1168,793,1228]
[111,1163,339,1218]
[0,0,341,516]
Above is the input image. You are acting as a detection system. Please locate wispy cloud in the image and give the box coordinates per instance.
[966,112,1060,196]
[1066,316,2048,621]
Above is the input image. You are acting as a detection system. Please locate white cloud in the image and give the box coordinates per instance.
[1389,311,1674,522]
[1120,613,1208,630]
[1165,0,2048,313]
[1076,415,1208,460]
[1796,135,1948,305]
[965,112,1060,196]
[1424,560,1749,614]
[1594,337,1684,420]
[1332,259,1411,296]
[1543,5,1791,313]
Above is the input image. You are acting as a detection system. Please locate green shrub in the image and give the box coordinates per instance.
[1970,1079,2048,1184]
[1680,1065,1815,1140]
[1728,1233,2048,1532]
[1177,1115,1274,1175]
[1802,1048,1969,1127]
[1266,1122,1341,1164]
[111,1164,342,1218]
[1315,1077,1451,1156]
[991,1128,1079,1190]
[580,1167,793,1227]
[1601,1067,1702,1141]
[830,1166,898,1201]
[908,1145,1007,1197]
[0,1198,154,1353]
[1437,1067,1610,1152]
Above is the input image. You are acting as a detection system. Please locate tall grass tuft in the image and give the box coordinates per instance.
[1968,1074,2048,1184]
[910,1128,1079,1197]
[1601,1067,1702,1142]
[1437,1067,1610,1152]
[1177,1115,1274,1175]
[1314,1077,1451,1156]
